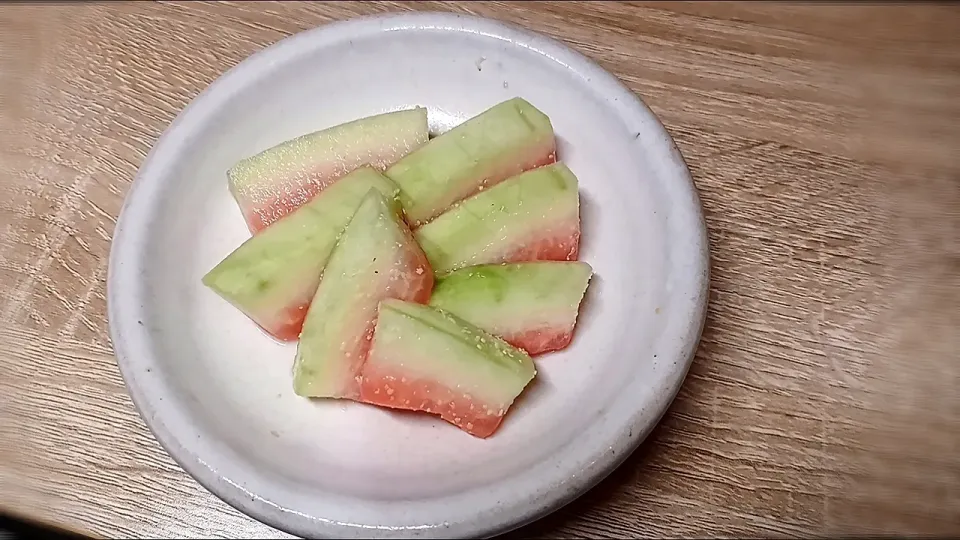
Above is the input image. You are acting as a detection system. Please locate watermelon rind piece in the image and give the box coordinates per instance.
[230,108,429,232]
[414,162,580,274]
[360,299,536,438]
[428,261,593,355]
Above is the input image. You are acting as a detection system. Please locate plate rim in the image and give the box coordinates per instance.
[107,10,709,539]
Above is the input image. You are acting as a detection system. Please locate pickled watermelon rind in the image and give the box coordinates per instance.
[429,261,593,355]
[360,299,536,438]
[415,162,580,274]
[229,108,429,233]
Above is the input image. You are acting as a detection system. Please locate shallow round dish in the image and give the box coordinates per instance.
[108,11,709,539]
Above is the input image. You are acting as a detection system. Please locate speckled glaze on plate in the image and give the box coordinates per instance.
[107,12,709,539]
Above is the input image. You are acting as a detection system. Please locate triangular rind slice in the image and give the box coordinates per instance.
[359,299,537,439]
[429,262,593,355]
[385,98,556,227]
[202,167,401,341]
[230,108,429,232]
[292,191,434,399]
[415,162,580,274]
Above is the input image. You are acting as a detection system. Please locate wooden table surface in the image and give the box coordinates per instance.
[1,1,958,538]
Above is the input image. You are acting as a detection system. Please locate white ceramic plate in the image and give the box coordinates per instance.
[108,11,708,539]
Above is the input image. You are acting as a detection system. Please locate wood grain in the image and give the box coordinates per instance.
[1,1,958,538]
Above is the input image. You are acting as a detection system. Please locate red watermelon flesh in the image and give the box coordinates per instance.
[428,262,593,355]
[229,108,428,233]
[292,190,433,400]
[360,299,536,438]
